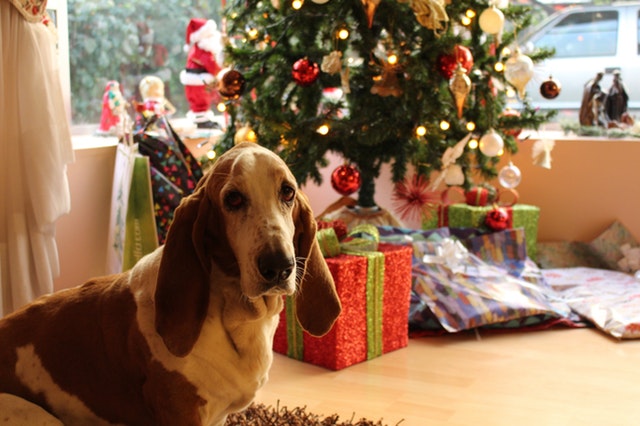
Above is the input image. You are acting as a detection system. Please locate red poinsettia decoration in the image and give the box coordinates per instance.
[392,174,440,222]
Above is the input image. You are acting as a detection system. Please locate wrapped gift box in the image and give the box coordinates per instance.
[423,203,540,260]
[543,267,640,339]
[273,243,413,370]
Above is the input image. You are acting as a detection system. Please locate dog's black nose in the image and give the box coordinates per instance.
[258,251,295,283]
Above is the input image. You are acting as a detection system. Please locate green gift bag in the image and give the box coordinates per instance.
[106,141,158,273]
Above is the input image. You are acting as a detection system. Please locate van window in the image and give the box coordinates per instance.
[637,10,640,54]
[534,11,618,58]
[66,1,223,125]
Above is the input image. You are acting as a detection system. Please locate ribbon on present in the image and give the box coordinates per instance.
[285,224,385,360]
[435,186,466,227]
[284,296,304,360]
[316,224,380,258]
[359,249,385,360]
[495,188,519,207]
[422,238,470,274]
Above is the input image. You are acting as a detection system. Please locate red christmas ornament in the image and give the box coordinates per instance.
[217,68,246,99]
[292,58,320,87]
[331,164,361,196]
[437,45,474,80]
[500,108,523,138]
[484,206,510,231]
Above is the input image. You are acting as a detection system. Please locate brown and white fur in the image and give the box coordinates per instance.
[0,143,341,425]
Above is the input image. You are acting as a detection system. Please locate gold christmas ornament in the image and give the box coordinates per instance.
[371,61,402,97]
[449,63,472,118]
[321,51,343,75]
[478,6,504,35]
[504,48,534,99]
[340,66,351,94]
[361,0,381,28]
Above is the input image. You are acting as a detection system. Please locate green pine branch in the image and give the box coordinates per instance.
[219,0,555,207]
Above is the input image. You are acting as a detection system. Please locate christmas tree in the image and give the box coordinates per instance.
[216,0,556,209]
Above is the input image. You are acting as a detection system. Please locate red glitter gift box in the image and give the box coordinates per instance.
[273,243,413,370]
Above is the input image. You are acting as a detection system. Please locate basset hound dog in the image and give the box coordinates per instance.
[0,142,341,425]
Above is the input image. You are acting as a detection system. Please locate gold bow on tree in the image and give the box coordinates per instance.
[364,0,450,34]
[398,0,450,35]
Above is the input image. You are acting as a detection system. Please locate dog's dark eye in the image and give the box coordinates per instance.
[224,191,245,210]
[280,184,296,203]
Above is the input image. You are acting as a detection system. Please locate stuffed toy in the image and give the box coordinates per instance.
[136,75,176,120]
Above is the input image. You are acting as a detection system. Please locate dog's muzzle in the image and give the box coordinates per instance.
[257,250,295,288]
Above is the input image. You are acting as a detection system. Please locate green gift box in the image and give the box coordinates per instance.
[423,203,540,260]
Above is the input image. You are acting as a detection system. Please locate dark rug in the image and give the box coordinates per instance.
[225,402,402,425]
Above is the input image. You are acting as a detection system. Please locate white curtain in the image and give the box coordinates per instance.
[0,1,74,316]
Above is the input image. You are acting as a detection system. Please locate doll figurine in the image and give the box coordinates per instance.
[97,80,126,135]
[179,18,224,129]
[136,75,176,121]
[579,72,603,126]
[605,70,629,123]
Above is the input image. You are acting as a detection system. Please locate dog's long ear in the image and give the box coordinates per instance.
[155,174,214,357]
[293,191,341,336]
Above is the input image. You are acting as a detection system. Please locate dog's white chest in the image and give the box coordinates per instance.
[188,308,281,425]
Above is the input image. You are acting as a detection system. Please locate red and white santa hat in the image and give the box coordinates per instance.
[185,18,218,45]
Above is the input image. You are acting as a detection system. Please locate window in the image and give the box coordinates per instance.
[533,11,618,58]
[46,0,71,122]
[637,9,640,55]
[65,1,223,125]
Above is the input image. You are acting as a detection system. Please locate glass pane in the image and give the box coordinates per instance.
[67,1,223,125]
[637,9,640,55]
[534,11,618,58]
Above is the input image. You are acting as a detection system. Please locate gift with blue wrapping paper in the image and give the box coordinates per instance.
[379,226,574,334]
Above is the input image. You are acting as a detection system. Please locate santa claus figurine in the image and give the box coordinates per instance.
[180,18,224,129]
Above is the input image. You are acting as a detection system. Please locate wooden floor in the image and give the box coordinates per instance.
[255,328,640,425]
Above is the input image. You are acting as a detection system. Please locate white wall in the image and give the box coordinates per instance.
[54,138,116,290]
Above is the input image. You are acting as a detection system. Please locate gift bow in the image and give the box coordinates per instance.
[399,0,449,35]
[422,238,469,273]
[317,224,380,257]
